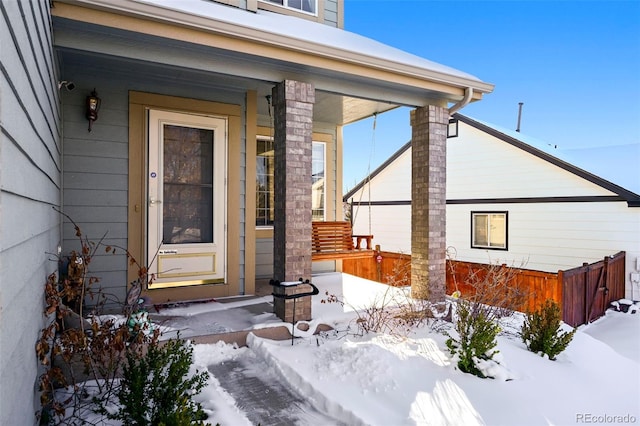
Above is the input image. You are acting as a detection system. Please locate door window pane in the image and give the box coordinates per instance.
[163,125,214,244]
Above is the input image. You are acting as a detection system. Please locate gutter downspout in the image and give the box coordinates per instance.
[448,87,473,116]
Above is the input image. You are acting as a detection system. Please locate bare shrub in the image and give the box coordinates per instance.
[447,259,530,322]
[36,211,211,425]
[322,268,449,337]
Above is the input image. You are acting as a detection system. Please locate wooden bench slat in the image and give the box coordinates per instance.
[311,221,373,261]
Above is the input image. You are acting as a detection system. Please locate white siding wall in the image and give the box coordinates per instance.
[447,126,614,199]
[349,122,640,299]
[349,147,411,251]
[348,148,412,203]
[352,204,410,254]
[0,1,61,424]
[447,203,639,276]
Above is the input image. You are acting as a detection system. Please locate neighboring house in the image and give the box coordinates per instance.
[345,114,640,300]
[1,0,493,423]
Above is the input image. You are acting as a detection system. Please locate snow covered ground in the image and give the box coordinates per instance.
[180,273,639,426]
[70,272,639,425]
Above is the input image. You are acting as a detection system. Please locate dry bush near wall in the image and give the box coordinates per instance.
[36,211,211,425]
[321,286,449,337]
[448,260,530,322]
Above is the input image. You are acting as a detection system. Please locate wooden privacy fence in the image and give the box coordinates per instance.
[561,251,626,327]
[342,250,626,327]
[446,260,562,316]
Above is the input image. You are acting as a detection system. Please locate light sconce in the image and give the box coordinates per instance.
[447,118,459,138]
[86,89,101,132]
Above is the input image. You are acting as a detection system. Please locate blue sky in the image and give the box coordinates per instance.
[341,0,640,192]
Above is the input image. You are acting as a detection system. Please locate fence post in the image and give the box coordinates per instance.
[582,263,589,324]
[558,269,566,324]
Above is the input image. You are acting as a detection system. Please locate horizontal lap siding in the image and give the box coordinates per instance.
[256,238,274,278]
[1,1,61,424]
[448,125,615,199]
[448,202,639,298]
[352,204,411,254]
[61,83,130,309]
[323,0,339,26]
[347,152,412,253]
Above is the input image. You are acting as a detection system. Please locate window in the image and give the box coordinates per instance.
[256,139,325,227]
[264,0,317,14]
[471,211,508,250]
[256,138,275,227]
[312,142,325,221]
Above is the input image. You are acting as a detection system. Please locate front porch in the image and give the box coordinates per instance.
[52,0,493,309]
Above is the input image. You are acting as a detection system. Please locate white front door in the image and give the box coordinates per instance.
[147,109,227,288]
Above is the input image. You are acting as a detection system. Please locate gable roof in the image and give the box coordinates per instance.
[344,114,640,207]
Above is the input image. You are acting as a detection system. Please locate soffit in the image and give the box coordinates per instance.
[56,46,397,125]
[52,0,494,108]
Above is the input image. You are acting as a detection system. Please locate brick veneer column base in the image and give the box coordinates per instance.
[272,284,313,323]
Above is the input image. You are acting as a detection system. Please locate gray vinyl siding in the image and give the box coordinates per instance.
[256,238,274,278]
[323,0,339,26]
[239,103,248,292]
[59,64,246,306]
[61,80,130,310]
[0,1,61,424]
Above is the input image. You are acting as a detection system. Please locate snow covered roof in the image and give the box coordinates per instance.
[61,0,494,101]
[141,0,483,80]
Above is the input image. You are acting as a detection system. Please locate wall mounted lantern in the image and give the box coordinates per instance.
[447,118,459,138]
[86,89,101,132]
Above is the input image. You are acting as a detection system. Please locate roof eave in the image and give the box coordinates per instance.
[52,0,494,102]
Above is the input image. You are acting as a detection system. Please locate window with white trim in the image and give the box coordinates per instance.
[312,142,325,221]
[264,0,317,14]
[256,138,325,227]
[471,211,508,250]
[256,138,275,227]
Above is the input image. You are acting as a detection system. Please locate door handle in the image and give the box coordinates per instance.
[149,197,162,206]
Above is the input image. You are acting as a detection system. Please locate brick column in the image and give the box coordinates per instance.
[272,80,315,283]
[410,105,448,303]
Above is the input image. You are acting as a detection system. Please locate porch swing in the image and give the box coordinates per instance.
[311,113,378,262]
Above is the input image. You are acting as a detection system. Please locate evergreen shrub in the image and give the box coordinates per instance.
[520,299,575,360]
[446,300,501,378]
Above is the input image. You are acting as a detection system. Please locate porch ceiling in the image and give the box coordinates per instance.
[56,46,398,125]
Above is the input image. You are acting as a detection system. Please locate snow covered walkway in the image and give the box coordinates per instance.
[207,352,348,426]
